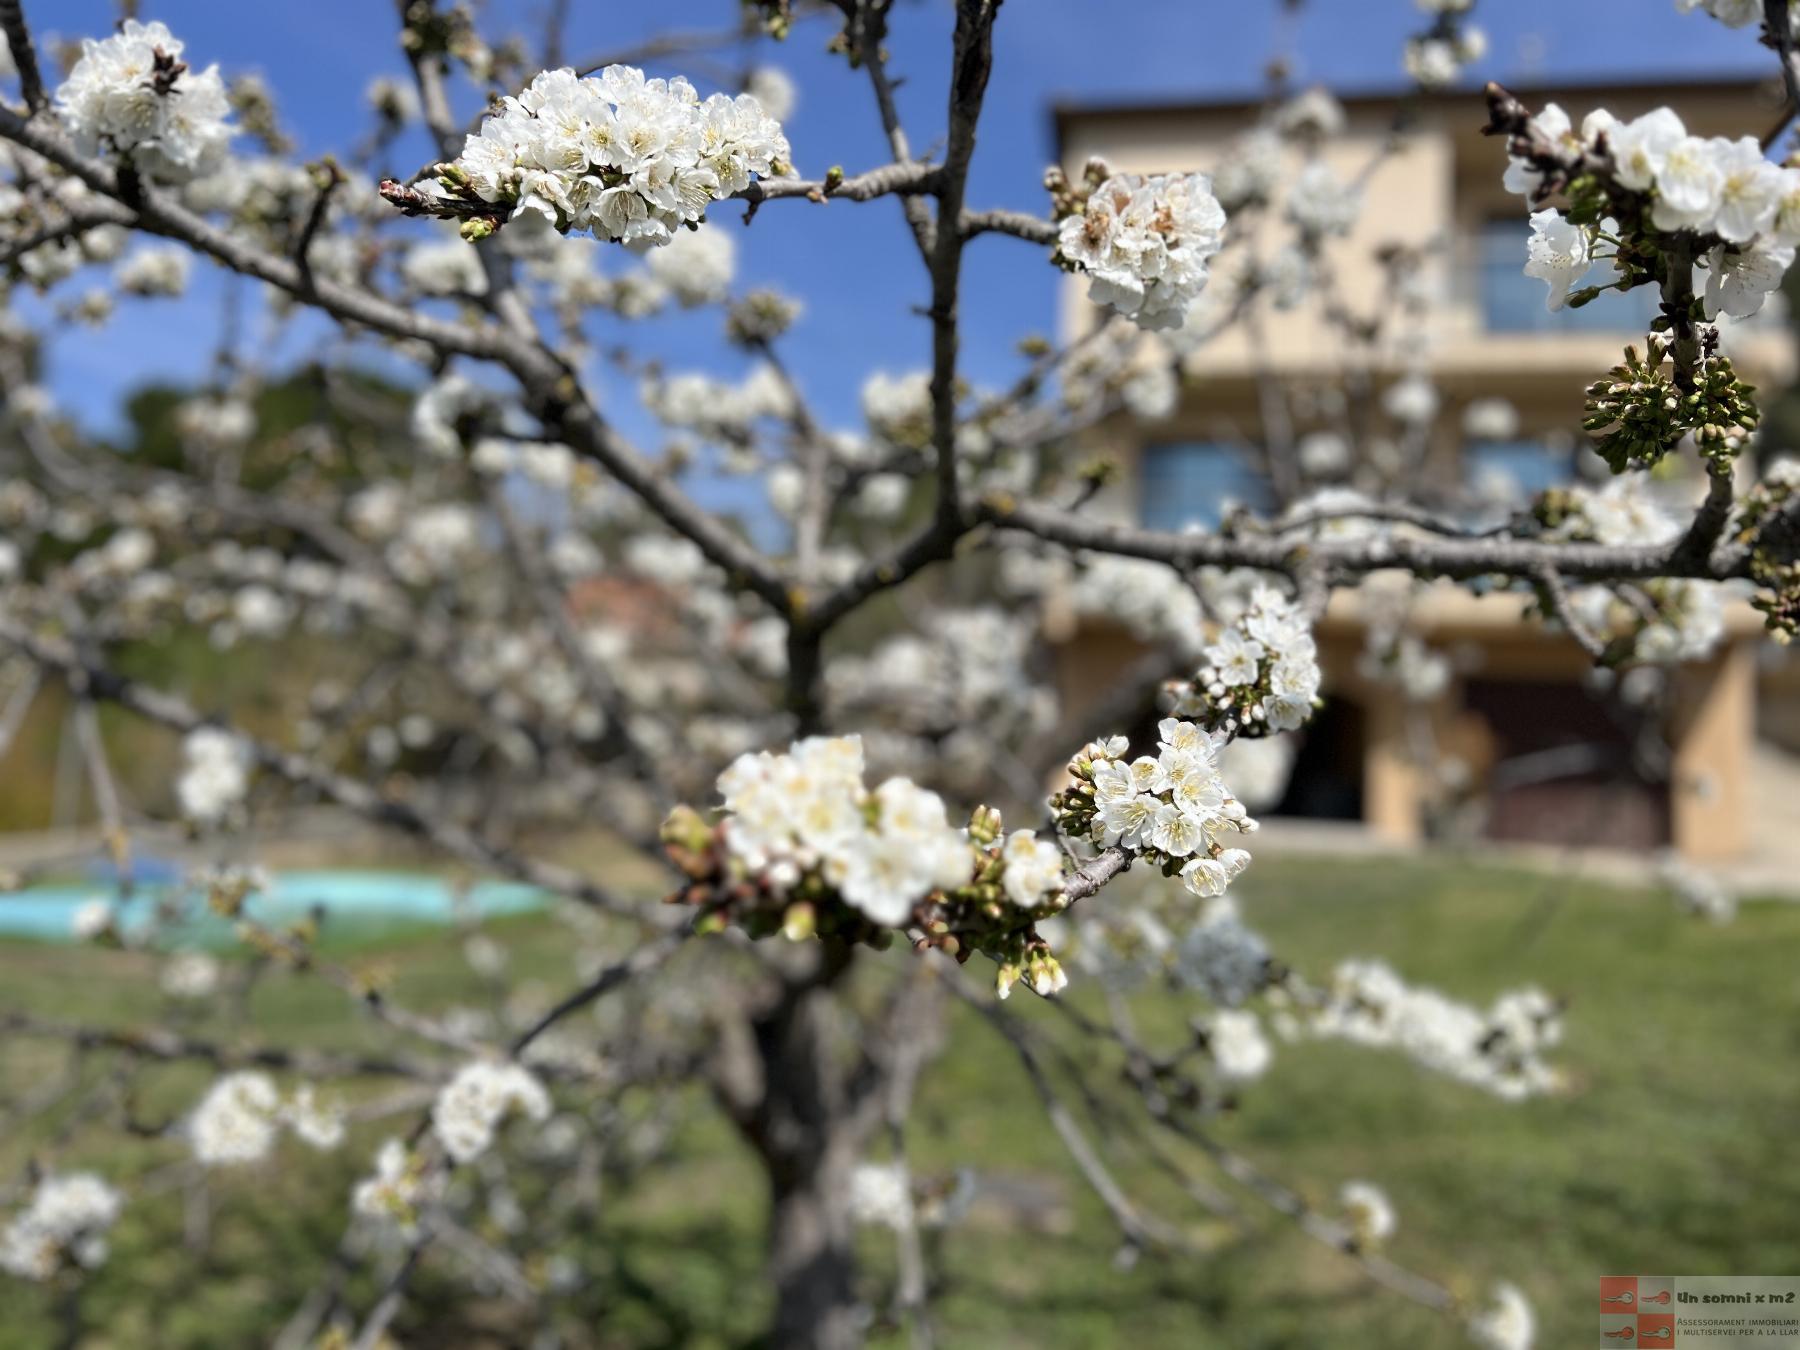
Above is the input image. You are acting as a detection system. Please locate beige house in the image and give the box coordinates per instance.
[1052,77,1798,861]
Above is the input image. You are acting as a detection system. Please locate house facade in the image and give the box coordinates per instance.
[1051,77,1799,861]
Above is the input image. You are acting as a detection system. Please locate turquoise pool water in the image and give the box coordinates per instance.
[0,871,547,946]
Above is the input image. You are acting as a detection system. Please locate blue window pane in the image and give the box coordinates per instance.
[1139,443,1270,530]
[1466,440,1571,497]
[1479,218,1658,334]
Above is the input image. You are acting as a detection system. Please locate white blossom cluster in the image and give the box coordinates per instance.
[1296,429,1350,479]
[189,1071,344,1166]
[1057,554,1207,656]
[1285,162,1363,239]
[822,608,1058,787]
[1164,585,1322,736]
[1383,373,1440,427]
[1057,171,1228,330]
[518,234,707,318]
[716,735,974,927]
[1404,27,1486,90]
[1207,126,1284,212]
[847,1161,913,1230]
[70,897,114,941]
[1302,960,1564,1099]
[1542,481,1725,662]
[999,828,1066,910]
[66,526,155,592]
[1203,1007,1273,1082]
[366,74,420,127]
[1358,629,1451,703]
[400,232,489,297]
[411,373,498,458]
[1549,477,1678,548]
[229,583,293,639]
[1062,908,1176,992]
[860,369,933,448]
[1173,898,1273,1006]
[845,1159,979,1232]
[644,222,737,305]
[1570,578,1725,664]
[1510,105,1800,318]
[184,154,377,249]
[430,1061,552,1164]
[351,1137,442,1236]
[1463,396,1522,443]
[176,726,250,825]
[0,1173,123,1282]
[387,503,485,585]
[744,67,797,123]
[1339,1180,1397,1245]
[1675,0,1798,35]
[1273,88,1347,142]
[159,950,222,999]
[1469,1282,1537,1350]
[115,246,193,298]
[1062,892,1272,1007]
[471,437,578,489]
[55,21,233,183]
[1119,358,1180,421]
[444,65,790,246]
[175,395,256,452]
[1058,720,1257,900]
[641,364,793,452]
[1663,857,1738,924]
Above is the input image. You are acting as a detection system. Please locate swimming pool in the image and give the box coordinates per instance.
[0,870,547,946]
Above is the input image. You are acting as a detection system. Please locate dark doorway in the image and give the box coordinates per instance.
[1463,678,1670,850]
[1270,697,1366,821]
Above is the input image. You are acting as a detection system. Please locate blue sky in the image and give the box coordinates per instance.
[32,0,1781,468]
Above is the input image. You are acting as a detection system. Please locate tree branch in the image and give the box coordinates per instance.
[0,1011,441,1081]
[943,967,1186,1253]
[0,0,48,114]
[958,207,1055,245]
[979,494,1751,584]
[922,1,1000,528]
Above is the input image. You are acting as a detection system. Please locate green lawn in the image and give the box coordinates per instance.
[2,853,1797,1348]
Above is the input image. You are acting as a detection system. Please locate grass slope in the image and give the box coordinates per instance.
[0,853,1794,1347]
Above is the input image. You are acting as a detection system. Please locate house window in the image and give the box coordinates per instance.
[1138,443,1271,530]
[1478,217,1658,334]
[1466,440,1571,499]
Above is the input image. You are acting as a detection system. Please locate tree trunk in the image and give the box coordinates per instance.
[716,950,864,1350]
[731,946,864,1350]
[764,1117,860,1350]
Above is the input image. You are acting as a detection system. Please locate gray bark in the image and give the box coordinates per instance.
[717,944,864,1350]
[755,952,862,1350]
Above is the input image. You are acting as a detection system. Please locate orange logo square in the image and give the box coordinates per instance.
[1636,1311,1674,1342]
[1601,1276,1640,1312]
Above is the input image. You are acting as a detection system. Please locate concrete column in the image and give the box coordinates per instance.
[1363,688,1424,845]
[1669,639,1755,860]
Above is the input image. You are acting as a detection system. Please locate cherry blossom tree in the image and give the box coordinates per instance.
[0,1,1795,1347]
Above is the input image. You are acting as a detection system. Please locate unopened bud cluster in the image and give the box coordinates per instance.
[1405,0,1486,91]
[1582,340,1756,473]
[727,290,802,346]
[1732,460,1800,643]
